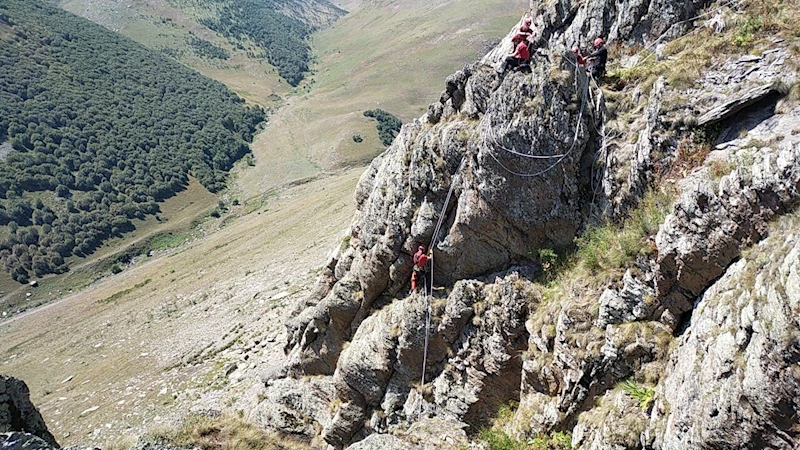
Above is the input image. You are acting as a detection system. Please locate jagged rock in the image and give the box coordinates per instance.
[518,283,671,434]
[0,432,56,450]
[323,272,530,447]
[249,377,334,441]
[697,83,779,126]
[647,213,800,449]
[654,143,800,328]
[529,0,708,51]
[597,269,657,327]
[572,389,648,450]
[286,51,596,377]
[401,418,470,449]
[343,418,469,450]
[0,377,59,448]
[344,434,416,450]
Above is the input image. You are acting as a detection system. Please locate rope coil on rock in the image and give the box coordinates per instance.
[487,57,589,178]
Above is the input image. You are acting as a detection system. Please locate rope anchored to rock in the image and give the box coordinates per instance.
[486,56,590,178]
[418,155,466,420]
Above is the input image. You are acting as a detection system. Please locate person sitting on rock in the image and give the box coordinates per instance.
[585,37,608,79]
[411,245,431,292]
[496,34,531,75]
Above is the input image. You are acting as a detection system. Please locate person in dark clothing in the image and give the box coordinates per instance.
[586,37,608,79]
[496,35,531,74]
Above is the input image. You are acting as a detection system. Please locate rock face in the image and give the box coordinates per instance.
[654,143,800,328]
[0,376,59,449]
[322,271,530,447]
[648,212,800,449]
[530,0,709,49]
[285,52,597,378]
[254,1,800,449]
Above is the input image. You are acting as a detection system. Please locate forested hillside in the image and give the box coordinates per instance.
[195,0,344,86]
[0,0,264,283]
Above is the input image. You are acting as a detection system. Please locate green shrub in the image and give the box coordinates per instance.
[364,109,402,146]
[733,15,763,47]
[479,429,528,450]
[576,189,672,274]
[619,379,655,410]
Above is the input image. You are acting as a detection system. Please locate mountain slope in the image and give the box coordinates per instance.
[0,0,263,286]
[256,0,800,448]
[237,0,529,196]
[57,0,345,100]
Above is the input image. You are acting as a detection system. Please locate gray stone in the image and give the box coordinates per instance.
[697,84,778,126]
[597,269,657,327]
[249,377,334,441]
[345,434,416,450]
[0,377,58,448]
[654,144,800,328]
[648,215,800,449]
[0,432,55,450]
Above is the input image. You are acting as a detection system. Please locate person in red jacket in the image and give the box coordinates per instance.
[496,35,531,75]
[411,245,431,292]
[517,16,533,40]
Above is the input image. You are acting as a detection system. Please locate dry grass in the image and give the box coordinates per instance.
[0,169,361,447]
[607,0,800,93]
[147,413,310,450]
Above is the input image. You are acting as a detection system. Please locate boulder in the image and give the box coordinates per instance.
[0,376,58,448]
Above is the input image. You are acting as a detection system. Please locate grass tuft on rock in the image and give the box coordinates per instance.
[146,413,310,450]
[576,189,673,276]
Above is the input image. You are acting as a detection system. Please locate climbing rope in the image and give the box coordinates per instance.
[487,58,589,178]
[417,156,466,419]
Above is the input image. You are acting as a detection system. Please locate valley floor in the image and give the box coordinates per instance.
[0,169,361,447]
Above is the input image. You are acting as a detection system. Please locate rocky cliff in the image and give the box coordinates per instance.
[253,0,800,449]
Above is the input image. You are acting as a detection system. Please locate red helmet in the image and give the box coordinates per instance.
[571,46,580,54]
[418,245,425,252]
[593,37,605,47]
[523,17,532,25]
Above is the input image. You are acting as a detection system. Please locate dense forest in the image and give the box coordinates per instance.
[364,110,402,146]
[0,0,264,283]
[187,35,230,60]
[197,0,314,86]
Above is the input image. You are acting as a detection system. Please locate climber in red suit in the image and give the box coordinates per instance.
[411,245,431,292]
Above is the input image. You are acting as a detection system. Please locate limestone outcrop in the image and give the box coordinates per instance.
[285,53,597,379]
[648,212,800,449]
[254,0,800,449]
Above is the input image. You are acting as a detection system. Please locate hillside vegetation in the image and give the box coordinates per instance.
[237,0,529,196]
[0,0,264,283]
[195,0,344,86]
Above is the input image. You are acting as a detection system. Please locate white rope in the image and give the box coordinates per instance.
[487,58,589,178]
[419,275,431,419]
[417,156,465,419]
